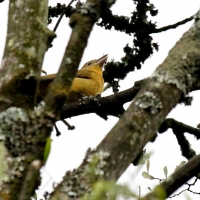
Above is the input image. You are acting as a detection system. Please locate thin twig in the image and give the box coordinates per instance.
[53,0,75,32]
[169,178,200,198]
[151,15,194,33]
[158,118,198,159]
[159,118,200,139]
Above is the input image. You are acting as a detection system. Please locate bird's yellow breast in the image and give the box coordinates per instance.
[71,70,104,96]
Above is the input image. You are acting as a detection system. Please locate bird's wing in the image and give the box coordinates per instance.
[40,74,56,83]
[76,70,92,79]
[39,70,92,83]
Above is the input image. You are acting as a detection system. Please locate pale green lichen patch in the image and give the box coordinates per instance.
[60,169,90,198]
[151,70,192,94]
[6,156,25,179]
[0,103,53,156]
[15,0,24,8]
[0,142,9,187]
[8,38,15,47]
[66,57,72,64]
[135,91,162,114]
[0,103,54,191]
[25,46,37,59]
[19,64,25,69]
[0,155,25,192]
[130,139,134,146]
[79,2,96,15]
[0,73,13,89]
[60,149,110,198]
[85,150,110,178]
[77,1,100,20]
[25,69,35,79]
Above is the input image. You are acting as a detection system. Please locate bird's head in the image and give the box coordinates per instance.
[81,54,108,70]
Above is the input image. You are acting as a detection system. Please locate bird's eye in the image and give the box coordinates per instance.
[87,62,92,66]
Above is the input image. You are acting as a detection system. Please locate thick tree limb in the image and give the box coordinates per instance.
[0,1,54,199]
[0,0,55,111]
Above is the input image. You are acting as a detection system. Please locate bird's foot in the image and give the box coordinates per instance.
[41,69,47,75]
[62,119,75,130]
[55,120,75,136]
[93,94,101,106]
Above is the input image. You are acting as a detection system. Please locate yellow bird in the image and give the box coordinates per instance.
[38,54,108,103]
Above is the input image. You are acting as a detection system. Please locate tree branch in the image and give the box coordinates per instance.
[48,3,75,24]
[151,15,194,33]
[53,0,75,32]
[47,1,76,49]
[159,118,200,159]
[60,70,200,120]
[60,79,145,120]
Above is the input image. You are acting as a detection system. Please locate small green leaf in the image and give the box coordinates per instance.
[136,152,150,165]
[163,166,168,178]
[43,137,52,163]
[142,171,155,180]
[175,161,186,171]
[146,158,150,173]
[179,161,186,167]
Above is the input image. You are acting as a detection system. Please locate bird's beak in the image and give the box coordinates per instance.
[96,54,108,66]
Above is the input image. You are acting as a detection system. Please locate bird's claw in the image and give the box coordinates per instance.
[41,69,47,75]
